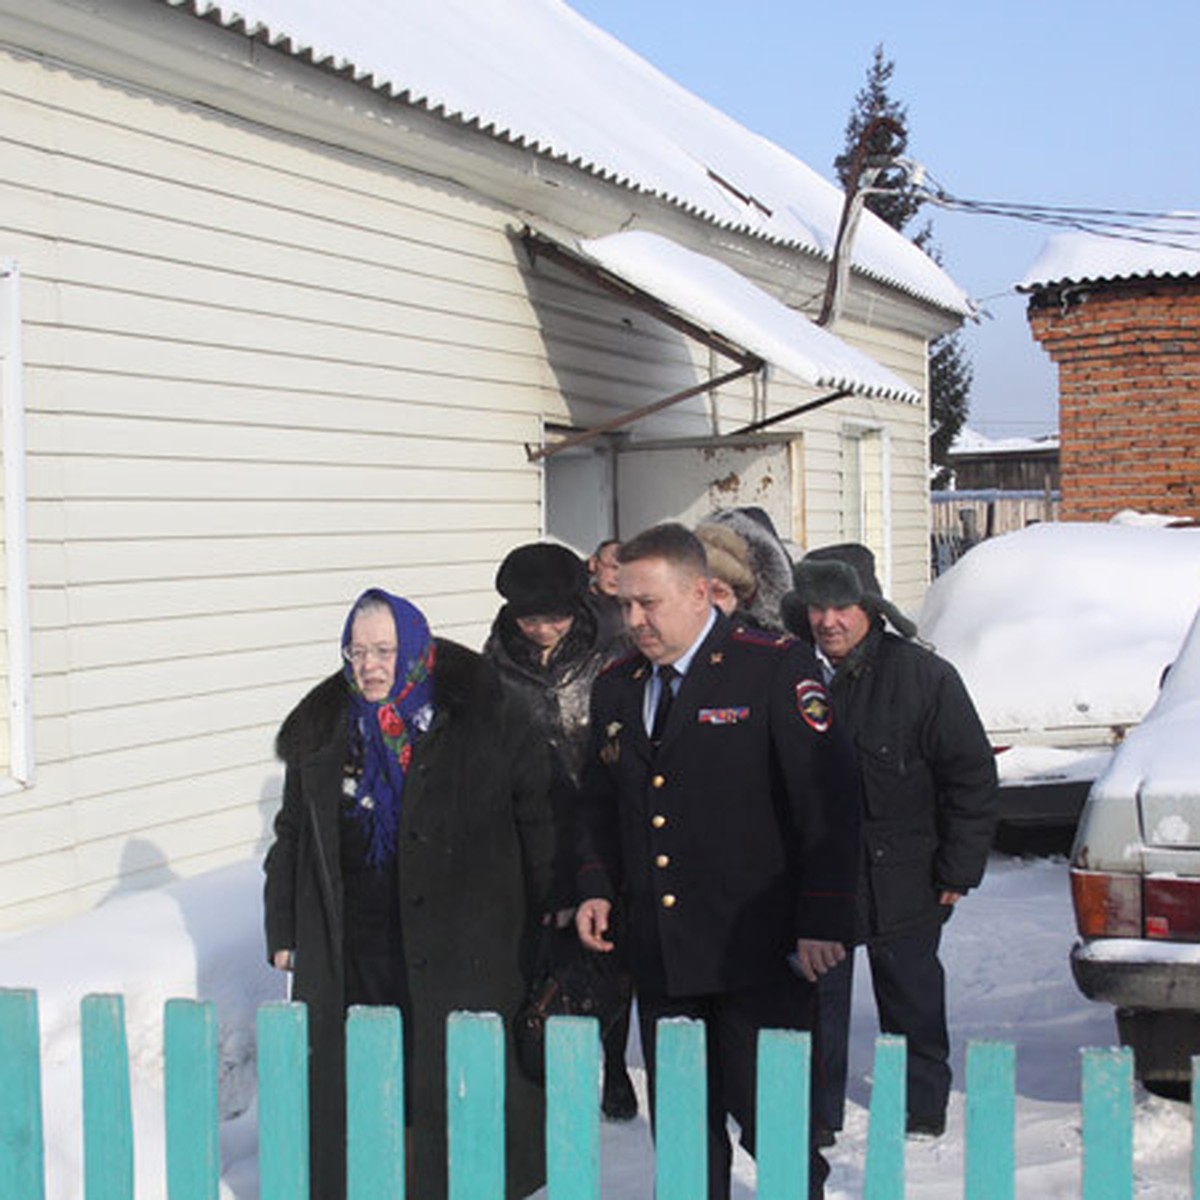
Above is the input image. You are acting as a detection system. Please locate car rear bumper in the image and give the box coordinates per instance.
[1071,938,1200,1009]
[997,779,1090,827]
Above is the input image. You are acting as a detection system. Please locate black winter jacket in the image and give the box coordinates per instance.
[826,624,998,940]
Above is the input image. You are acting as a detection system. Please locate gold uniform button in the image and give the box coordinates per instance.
[655,854,670,868]
[651,814,667,829]
[661,894,677,909]
[651,774,666,789]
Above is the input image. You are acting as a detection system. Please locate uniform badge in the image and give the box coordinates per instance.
[698,706,749,725]
[709,651,724,665]
[796,679,832,733]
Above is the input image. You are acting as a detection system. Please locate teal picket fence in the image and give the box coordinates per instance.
[0,986,1191,1198]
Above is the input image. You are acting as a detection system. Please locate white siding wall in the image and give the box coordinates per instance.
[0,47,557,928]
[0,32,935,929]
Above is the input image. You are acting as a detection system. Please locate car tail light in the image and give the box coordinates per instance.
[1144,877,1200,941]
[1070,868,1142,937]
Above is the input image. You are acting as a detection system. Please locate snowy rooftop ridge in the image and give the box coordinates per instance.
[951,426,1059,455]
[1019,226,1200,290]
[168,0,969,315]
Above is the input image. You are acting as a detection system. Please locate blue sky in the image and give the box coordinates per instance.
[568,0,1200,438]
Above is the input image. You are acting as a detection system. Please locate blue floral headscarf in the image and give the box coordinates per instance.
[342,589,436,866]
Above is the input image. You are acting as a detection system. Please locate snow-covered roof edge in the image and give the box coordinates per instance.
[165,0,970,318]
[1019,229,1200,291]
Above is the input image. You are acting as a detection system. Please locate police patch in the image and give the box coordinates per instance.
[795,679,832,732]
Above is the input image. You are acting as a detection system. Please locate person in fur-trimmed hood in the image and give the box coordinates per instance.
[705,506,795,630]
[781,543,998,1146]
[264,588,555,1200]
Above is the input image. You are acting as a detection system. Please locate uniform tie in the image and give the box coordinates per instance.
[650,664,678,746]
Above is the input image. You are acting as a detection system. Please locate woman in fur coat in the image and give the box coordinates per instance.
[264,588,555,1199]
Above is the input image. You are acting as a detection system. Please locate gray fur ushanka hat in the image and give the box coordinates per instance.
[780,542,917,640]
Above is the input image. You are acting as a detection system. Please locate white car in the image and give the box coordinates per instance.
[919,519,1200,828]
[1069,605,1200,1094]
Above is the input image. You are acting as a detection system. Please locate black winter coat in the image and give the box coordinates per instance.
[828,624,999,940]
[263,640,555,1200]
[484,599,620,905]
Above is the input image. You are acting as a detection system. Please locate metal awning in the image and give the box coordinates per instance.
[522,228,920,460]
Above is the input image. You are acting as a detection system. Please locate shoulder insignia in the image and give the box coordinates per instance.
[796,679,833,733]
[598,649,642,678]
[731,627,796,650]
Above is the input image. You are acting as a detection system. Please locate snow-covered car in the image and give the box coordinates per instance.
[918,519,1200,828]
[1068,605,1200,1094]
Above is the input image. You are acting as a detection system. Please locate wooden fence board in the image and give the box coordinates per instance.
[755,1028,810,1199]
[1082,1047,1133,1200]
[655,1018,707,1200]
[81,994,134,1200]
[0,989,45,1200]
[965,1040,1015,1200]
[164,999,220,1200]
[257,1002,310,1200]
[864,1035,906,1200]
[346,1005,406,1200]
[546,1016,601,1200]
[446,1011,505,1200]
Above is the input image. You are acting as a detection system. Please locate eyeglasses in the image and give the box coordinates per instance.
[343,643,398,666]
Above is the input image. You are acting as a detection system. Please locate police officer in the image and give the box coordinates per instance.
[575,523,860,1200]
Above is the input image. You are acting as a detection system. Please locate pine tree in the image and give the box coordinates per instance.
[917,229,972,489]
[835,45,922,232]
[836,47,972,487]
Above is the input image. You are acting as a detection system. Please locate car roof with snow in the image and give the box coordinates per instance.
[917,521,1200,739]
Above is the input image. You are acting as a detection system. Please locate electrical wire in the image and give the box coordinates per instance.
[909,169,1200,252]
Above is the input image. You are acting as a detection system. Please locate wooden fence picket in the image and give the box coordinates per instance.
[81,994,134,1200]
[346,1005,406,1200]
[163,999,220,1200]
[545,1015,601,1200]
[0,988,45,1200]
[965,1040,1015,1200]
[864,1034,906,1200]
[257,1002,310,1200]
[755,1028,810,1199]
[654,1018,707,1200]
[446,1011,505,1200]
[1081,1047,1133,1200]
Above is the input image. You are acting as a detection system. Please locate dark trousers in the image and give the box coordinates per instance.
[814,920,950,1131]
[638,978,829,1200]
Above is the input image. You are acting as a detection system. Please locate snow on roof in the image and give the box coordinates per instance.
[170,0,969,315]
[1019,227,1200,290]
[579,231,920,402]
[950,426,1059,455]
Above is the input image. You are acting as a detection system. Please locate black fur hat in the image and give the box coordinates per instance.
[495,542,588,617]
[781,542,917,640]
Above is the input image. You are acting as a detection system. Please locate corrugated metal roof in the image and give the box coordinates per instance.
[577,230,921,403]
[1019,230,1200,291]
[165,0,970,316]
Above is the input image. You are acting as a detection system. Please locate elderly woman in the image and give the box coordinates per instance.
[484,542,637,1120]
[264,588,555,1200]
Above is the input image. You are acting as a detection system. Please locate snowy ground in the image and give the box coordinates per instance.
[0,851,1192,1198]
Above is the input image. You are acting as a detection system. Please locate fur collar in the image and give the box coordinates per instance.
[275,637,489,762]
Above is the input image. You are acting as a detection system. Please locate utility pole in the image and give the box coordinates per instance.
[817,115,906,328]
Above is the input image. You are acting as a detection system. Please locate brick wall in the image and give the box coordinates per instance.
[1027,277,1200,521]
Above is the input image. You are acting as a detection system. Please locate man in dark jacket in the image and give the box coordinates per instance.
[780,544,998,1143]
[576,523,861,1199]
